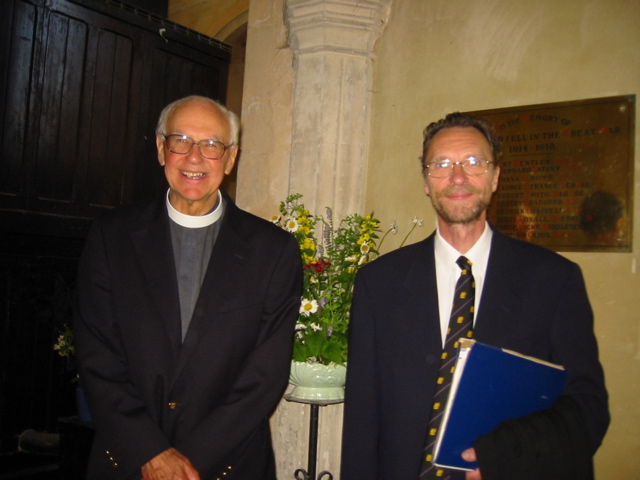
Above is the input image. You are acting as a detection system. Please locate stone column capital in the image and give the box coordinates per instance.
[285,0,392,57]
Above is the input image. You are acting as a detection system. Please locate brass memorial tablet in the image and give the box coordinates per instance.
[468,96,635,252]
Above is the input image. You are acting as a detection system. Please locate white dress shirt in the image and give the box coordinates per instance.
[434,222,493,346]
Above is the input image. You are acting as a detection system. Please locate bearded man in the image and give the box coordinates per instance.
[340,112,608,480]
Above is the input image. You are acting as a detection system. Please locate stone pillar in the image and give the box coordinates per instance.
[268,2,391,478]
[285,0,391,219]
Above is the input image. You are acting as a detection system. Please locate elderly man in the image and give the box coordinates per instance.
[341,112,608,480]
[74,96,302,480]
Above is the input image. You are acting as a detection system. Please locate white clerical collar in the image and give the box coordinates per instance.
[166,189,224,228]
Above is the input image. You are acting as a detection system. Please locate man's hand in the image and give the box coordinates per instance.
[141,448,201,480]
[462,448,482,480]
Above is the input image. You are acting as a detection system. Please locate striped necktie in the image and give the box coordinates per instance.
[420,256,475,479]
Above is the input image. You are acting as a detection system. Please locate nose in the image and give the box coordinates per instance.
[450,162,467,184]
[186,144,205,163]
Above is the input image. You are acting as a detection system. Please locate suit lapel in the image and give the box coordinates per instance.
[402,235,443,358]
[395,235,446,411]
[474,229,523,345]
[131,199,182,357]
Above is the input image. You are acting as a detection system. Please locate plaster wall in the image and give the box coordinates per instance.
[168,0,249,39]
[236,0,294,218]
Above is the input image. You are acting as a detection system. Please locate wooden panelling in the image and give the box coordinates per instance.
[0,0,230,238]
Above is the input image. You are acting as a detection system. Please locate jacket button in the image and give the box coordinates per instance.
[168,402,177,409]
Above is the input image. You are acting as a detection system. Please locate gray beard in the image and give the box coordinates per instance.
[430,196,490,226]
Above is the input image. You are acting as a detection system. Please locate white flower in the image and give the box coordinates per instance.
[285,217,299,232]
[270,215,281,224]
[390,221,398,235]
[310,323,322,331]
[300,299,318,316]
[360,242,371,254]
[412,216,424,227]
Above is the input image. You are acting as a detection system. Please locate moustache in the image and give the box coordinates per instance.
[439,186,482,197]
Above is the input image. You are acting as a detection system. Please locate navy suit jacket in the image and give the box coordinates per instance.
[74,192,302,480]
[341,227,608,480]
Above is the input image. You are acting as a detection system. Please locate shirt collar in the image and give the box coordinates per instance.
[166,189,224,228]
[434,221,493,268]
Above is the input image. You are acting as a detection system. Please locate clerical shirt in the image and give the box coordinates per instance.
[166,190,224,340]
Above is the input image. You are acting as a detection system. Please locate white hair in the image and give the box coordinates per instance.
[155,95,240,145]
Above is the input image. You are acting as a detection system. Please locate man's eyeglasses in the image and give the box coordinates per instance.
[161,134,233,160]
[425,157,492,178]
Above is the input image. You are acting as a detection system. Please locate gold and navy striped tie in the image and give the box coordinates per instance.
[420,256,475,479]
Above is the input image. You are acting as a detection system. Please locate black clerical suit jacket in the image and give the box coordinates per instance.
[341,227,609,480]
[74,191,302,480]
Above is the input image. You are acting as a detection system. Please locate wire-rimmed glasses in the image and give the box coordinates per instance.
[161,134,233,160]
[425,156,492,178]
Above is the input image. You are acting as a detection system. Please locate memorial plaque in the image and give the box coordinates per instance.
[468,95,635,252]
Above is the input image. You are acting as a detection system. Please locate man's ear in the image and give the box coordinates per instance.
[491,166,501,192]
[224,146,239,175]
[156,135,166,166]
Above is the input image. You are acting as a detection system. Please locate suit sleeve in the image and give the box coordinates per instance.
[475,396,594,480]
[474,262,609,479]
[340,271,381,480]
[174,234,302,478]
[74,219,172,479]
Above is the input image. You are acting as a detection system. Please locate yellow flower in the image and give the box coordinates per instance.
[302,238,316,251]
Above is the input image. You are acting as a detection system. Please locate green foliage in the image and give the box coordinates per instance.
[53,322,78,382]
[274,194,422,366]
[53,323,75,359]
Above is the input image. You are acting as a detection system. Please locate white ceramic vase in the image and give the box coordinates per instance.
[289,361,347,401]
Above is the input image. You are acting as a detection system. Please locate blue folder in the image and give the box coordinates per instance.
[433,339,567,471]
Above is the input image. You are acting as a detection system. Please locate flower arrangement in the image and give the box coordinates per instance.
[53,323,75,359]
[54,322,78,381]
[274,194,423,366]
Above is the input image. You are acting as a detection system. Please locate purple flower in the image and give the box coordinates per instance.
[327,326,333,336]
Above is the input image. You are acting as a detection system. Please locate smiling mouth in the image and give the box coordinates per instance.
[445,190,472,200]
[181,171,206,179]
[449,193,472,200]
